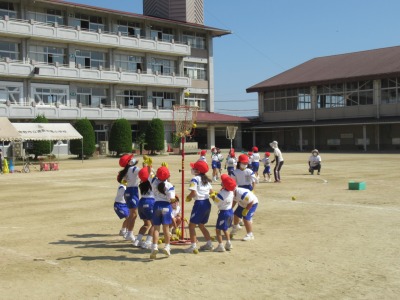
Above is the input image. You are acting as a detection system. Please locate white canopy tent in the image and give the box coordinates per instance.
[0,117,22,141]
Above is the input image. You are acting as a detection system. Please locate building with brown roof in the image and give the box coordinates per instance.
[246,46,400,152]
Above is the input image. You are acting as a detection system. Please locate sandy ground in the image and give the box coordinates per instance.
[0,152,399,300]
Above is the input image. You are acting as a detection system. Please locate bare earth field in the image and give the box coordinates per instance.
[0,152,399,300]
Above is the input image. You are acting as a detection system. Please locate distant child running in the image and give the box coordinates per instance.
[113,180,129,237]
[225,148,237,176]
[210,174,235,252]
[149,166,175,259]
[198,150,207,162]
[251,146,260,178]
[230,187,259,241]
[231,154,258,191]
[260,152,272,182]
[247,151,253,170]
[211,147,223,181]
[184,161,214,254]
[270,141,284,183]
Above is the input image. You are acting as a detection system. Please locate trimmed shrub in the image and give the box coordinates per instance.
[144,118,164,154]
[30,115,53,159]
[109,118,132,156]
[70,118,96,159]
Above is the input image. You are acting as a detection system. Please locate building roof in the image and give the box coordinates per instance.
[247,45,400,92]
[197,112,249,124]
[38,0,231,37]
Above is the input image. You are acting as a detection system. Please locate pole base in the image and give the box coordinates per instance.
[170,238,191,245]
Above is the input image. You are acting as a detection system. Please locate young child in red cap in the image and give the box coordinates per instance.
[260,151,272,182]
[231,154,258,191]
[251,146,260,179]
[184,160,215,254]
[224,148,237,176]
[198,150,207,163]
[113,179,129,237]
[210,174,235,252]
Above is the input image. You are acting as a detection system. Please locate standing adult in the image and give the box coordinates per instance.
[270,141,284,183]
[308,149,322,175]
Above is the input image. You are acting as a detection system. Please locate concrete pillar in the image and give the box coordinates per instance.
[311,86,317,122]
[252,130,256,147]
[363,125,367,152]
[207,34,214,112]
[234,128,243,150]
[299,127,303,151]
[207,125,215,150]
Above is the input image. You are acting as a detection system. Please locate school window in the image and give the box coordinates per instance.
[184,62,207,80]
[184,94,207,110]
[117,20,142,37]
[317,84,345,108]
[150,26,174,42]
[114,54,143,73]
[0,82,22,105]
[0,41,20,60]
[0,2,16,18]
[150,58,175,75]
[182,31,206,49]
[75,50,107,69]
[32,84,68,106]
[381,77,400,104]
[29,45,66,65]
[152,91,176,109]
[263,88,311,112]
[71,13,105,31]
[77,87,107,107]
[26,9,65,25]
[115,89,145,108]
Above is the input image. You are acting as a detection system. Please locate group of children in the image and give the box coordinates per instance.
[113,151,260,260]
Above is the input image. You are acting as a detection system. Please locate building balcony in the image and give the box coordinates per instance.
[0,60,191,88]
[0,17,191,57]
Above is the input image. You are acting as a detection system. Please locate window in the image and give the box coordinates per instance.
[184,94,207,110]
[150,26,174,42]
[317,84,345,108]
[0,83,22,105]
[32,84,68,106]
[0,41,19,60]
[75,50,107,69]
[29,45,65,65]
[184,62,207,80]
[381,77,400,104]
[150,58,175,75]
[77,87,107,107]
[117,20,142,37]
[152,91,176,109]
[115,54,143,73]
[27,9,65,25]
[72,13,105,31]
[263,87,311,112]
[115,89,145,108]
[182,31,206,49]
[0,2,16,18]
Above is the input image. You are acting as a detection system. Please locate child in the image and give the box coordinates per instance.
[231,154,258,191]
[149,166,175,259]
[251,146,260,179]
[230,186,259,241]
[118,154,141,242]
[198,150,207,162]
[184,161,214,254]
[260,152,272,182]
[211,147,222,181]
[225,148,237,176]
[247,151,253,170]
[270,141,284,183]
[210,174,235,252]
[113,180,129,237]
[308,149,322,175]
[170,197,182,237]
[134,167,155,249]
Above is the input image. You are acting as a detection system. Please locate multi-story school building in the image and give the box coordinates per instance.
[246,46,400,152]
[0,0,247,155]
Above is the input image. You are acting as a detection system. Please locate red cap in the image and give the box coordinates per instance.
[119,154,134,167]
[230,151,235,157]
[265,152,270,157]
[199,150,207,156]
[248,151,253,156]
[190,161,209,174]
[156,166,170,181]
[252,146,258,152]
[138,168,149,182]
[221,174,236,191]
[238,154,249,164]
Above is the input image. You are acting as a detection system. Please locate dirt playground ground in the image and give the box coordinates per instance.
[0,152,399,300]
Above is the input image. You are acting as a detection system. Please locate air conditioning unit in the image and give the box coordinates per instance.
[13,142,25,158]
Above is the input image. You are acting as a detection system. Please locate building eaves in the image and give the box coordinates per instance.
[197,112,249,124]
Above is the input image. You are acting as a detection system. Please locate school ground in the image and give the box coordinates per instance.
[0,152,399,300]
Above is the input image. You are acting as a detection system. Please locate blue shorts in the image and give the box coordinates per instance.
[152,201,172,226]
[227,166,235,176]
[216,209,233,231]
[252,162,260,172]
[263,166,271,174]
[114,202,129,219]
[190,199,211,225]
[212,161,221,169]
[234,203,258,221]
[138,197,155,220]
[124,186,139,209]
[239,184,253,191]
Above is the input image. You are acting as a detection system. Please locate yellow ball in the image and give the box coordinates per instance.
[184,91,190,97]
[158,239,162,244]
[291,196,296,201]
[192,123,197,128]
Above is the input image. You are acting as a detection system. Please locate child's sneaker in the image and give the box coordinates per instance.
[141,241,152,250]
[214,244,226,252]
[150,248,158,260]
[242,233,254,241]
[225,241,233,251]
[125,233,136,242]
[132,239,140,247]
[162,246,171,257]
[119,229,126,236]
[184,245,199,254]
[199,243,214,251]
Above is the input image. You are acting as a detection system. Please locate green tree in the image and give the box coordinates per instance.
[109,118,132,156]
[70,118,96,159]
[144,118,165,154]
[30,115,53,159]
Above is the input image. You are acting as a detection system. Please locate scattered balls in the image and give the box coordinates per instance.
[291,196,296,201]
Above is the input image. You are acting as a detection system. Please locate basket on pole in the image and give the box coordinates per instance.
[226,126,238,149]
[172,105,199,245]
